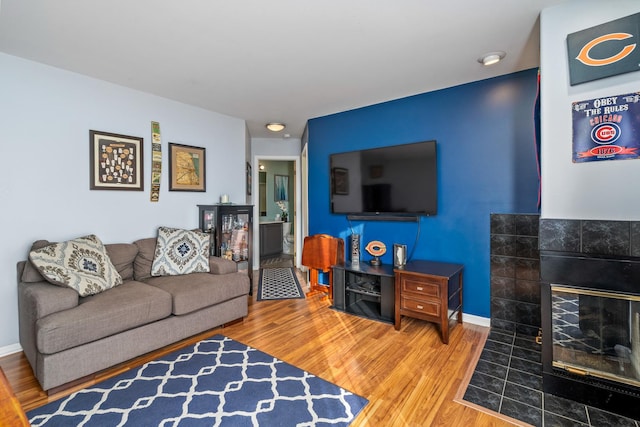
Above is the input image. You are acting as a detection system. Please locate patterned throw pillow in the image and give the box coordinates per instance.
[151,227,211,276]
[29,235,123,297]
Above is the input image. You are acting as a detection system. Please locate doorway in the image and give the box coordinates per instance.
[253,157,299,270]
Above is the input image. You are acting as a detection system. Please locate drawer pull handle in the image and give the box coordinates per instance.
[416,286,423,291]
[417,305,424,309]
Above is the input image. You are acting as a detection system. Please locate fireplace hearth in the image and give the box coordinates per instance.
[540,219,640,420]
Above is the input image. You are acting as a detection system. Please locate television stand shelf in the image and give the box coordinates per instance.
[332,262,395,324]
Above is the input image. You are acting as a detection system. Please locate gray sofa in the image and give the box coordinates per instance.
[17,236,250,391]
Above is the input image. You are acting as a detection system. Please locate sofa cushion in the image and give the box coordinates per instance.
[29,235,123,297]
[144,272,249,316]
[105,243,138,281]
[21,240,52,283]
[133,237,156,281]
[23,240,138,283]
[151,227,210,276]
[35,281,172,354]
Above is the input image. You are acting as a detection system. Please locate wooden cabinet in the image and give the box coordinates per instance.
[394,260,463,344]
[259,222,283,257]
[197,204,253,293]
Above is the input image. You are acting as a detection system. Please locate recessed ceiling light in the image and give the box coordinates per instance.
[478,51,506,66]
[266,123,285,132]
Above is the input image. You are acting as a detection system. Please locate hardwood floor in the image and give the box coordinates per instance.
[0,271,516,426]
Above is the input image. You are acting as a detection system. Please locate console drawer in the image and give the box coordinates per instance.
[401,278,440,298]
[401,296,440,317]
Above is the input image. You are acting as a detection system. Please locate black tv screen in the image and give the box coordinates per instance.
[330,140,437,216]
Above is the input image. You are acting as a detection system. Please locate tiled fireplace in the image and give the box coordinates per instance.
[490,214,541,335]
[539,219,640,420]
[468,215,640,425]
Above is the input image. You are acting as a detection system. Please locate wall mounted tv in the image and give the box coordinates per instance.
[330,140,437,218]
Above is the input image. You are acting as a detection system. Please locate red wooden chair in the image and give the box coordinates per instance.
[301,234,344,301]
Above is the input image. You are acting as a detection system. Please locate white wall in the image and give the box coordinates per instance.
[0,53,247,350]
[540,0,640,220]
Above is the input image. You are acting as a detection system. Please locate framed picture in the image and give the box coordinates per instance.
[370,165,384,179]
[168,143,206,192]
[274,174,288,201]
[90,130,144,191]
[246,162,252,196]
[332,167,349,195]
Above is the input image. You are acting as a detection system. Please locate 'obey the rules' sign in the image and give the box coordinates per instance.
[572,92,640,163]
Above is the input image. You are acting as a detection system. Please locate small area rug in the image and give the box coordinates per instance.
[27,334,368,426]
[258,267,305,301]
[260,254,294,269]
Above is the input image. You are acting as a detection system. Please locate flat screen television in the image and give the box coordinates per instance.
[330,140,437,217]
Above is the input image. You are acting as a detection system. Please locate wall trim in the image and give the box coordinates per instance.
[0,343,22,358]
[463,313,490,327]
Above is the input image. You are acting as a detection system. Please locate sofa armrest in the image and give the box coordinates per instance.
[208,256,238,275]
[19,281,79,320]
[17,261,79,372]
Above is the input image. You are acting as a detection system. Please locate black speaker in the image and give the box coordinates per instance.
[350,233,360,265]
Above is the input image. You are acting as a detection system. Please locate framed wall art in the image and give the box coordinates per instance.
[246,162,252,196]
[168,143,206,192]
[90,130,144,191]
[332,167,349,195]
[274,174,288,201]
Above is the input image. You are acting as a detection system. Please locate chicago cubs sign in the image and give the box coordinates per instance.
[567,12,640,85]
[572,92,640,163]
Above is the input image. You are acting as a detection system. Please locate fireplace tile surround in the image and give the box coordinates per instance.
[538,218,640,420]
[479,215,640,424]
[539,219,640,256]
[490,213,541,336]
[490,216,640,335]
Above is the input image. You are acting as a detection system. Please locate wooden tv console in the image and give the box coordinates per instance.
[333,259,464,344]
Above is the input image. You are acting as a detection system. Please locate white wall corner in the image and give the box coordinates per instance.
[0,343,22,358]
[462,313,491,328]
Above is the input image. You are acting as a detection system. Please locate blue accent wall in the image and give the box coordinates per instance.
[307,69,540,318]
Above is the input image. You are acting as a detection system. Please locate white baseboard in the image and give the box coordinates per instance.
[0,343,22,358]
[462,313,491,327]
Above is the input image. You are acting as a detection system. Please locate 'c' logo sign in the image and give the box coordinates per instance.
[576,32,636,66]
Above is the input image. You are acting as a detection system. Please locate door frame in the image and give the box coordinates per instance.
[251,154,302,270]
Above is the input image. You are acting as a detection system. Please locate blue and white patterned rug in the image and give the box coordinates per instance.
[28,335,368,426]
[258,267,305,301]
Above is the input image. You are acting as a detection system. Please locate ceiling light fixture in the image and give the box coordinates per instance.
[478,51,506,66]
[266,123,285,132]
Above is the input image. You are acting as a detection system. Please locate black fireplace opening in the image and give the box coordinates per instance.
[541,251,640,420]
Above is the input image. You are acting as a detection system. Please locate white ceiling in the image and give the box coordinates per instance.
[0,0,570,139]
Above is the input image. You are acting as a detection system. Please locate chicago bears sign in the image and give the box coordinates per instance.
[567,12,640,85]
[572,92,640,163]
